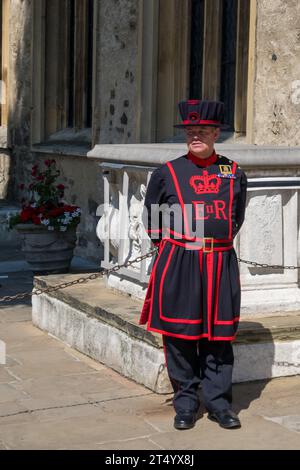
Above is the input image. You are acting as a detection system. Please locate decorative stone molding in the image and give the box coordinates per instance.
[88,143,300,169]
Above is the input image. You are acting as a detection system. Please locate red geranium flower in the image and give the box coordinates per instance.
[44,159,56,167]
[20,207,34,222]
[31,165,38,176]
[10,159,80,230]
[47,207,65,217]
[32,215,41,225]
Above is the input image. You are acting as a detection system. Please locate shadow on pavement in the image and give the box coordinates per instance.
[232,319,274,414]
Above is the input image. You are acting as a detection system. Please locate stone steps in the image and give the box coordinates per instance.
[32,274,300,394]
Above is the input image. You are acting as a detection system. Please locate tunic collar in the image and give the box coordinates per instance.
[187,150,217,167]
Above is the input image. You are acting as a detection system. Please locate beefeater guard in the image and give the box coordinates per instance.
[139,99,247,430]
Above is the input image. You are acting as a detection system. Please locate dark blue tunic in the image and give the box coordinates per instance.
[139,152,247,341]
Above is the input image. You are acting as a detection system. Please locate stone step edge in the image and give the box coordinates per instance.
[32,289,300,391]
[33,277,300,348]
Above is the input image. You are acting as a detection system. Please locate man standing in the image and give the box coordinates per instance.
[140,100,247,430]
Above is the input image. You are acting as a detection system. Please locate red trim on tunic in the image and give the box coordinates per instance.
[183,120,220,126]
[166,228,195,241]
[228,162,237,240]
[214,252,222,326]
[159,244,203,324]
[165,237,233,251]
[216,317,240,325]
[139,240,167,325]
[161,317,203,325]
[210,335,237,341]
[147,240,168,325]
[166,161,191,237]
[166,228,232,244]
[187,150,217,167]
[213,251,240,325]
[148,326,209,340]
[148,326,237,342]
[199,250,203,322]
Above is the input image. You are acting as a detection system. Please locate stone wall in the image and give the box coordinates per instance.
[94,0,140,144]
[8,0,33,197]
[252,0,300,145]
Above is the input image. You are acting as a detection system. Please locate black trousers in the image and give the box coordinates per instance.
[163,336,234,414]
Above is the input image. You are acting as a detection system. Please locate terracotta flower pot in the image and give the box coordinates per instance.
[14,224,78,274]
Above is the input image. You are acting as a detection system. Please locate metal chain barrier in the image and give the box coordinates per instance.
[0,248,159,303]
[274,361,300,368]
[236,258,300,270]
[1,248,300,303]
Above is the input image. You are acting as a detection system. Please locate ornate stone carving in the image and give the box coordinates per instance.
[126,183,147,270]
[96,183,120,262]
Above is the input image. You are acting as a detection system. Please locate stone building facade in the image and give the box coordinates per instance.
[0,0,300,267]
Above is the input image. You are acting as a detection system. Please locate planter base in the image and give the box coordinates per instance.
[14,224,77,274]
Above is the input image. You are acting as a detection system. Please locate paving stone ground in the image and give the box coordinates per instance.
[0,244,300,450]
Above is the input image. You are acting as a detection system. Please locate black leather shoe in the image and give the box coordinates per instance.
[174,408,200,430]
[208,409,241,429]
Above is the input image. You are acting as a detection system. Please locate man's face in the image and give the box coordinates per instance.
[185,125,220,158]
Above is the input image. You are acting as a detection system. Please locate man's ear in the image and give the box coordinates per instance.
[214,127,221,141]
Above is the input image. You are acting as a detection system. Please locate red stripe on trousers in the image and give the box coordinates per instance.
[206,252,214,340]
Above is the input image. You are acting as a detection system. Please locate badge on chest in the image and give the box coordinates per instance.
[218,165,236,179]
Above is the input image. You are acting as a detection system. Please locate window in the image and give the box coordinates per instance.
[66,0,94,129]
[190,0,250,133]
[33,0,94,143]
[154,0,250,142]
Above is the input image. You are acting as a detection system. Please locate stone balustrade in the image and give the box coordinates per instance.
[88,144,300,317]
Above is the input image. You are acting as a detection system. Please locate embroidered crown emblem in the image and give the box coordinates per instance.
[189,171,221,194]
[188,111,200,122]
